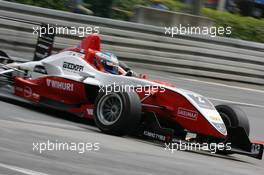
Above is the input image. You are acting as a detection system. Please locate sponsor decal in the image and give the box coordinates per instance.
[212,122,226,134]
[46,79,74,92]
[24,86,32,98]
[187,93,214,110]
[86,109,93,116]
[210,115,222,122]
[177,107,198,120]
[143,131,166,141]
[32,93,40,99]
[63,62,84,72]
[251,144,261,154]
[15,86,39,100]
[15,86,23,92]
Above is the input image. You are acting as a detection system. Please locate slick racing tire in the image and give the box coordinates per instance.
[94,86,142,136]
[216,104,250,136]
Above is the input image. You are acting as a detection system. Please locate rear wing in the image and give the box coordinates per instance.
[0,50,9,58]
[0,16,55,62]
[33,24,55,61]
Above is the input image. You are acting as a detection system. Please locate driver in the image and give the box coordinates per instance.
[82,47,136,76]
[93,51,120,75]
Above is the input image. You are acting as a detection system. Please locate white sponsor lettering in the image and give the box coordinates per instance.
[24,87,32,98]
[33,93,40,99]
[143,131,166,141]
[177,107,198,120]
[46,79,74,91]
[63,62,84,72]
[15,87,23,92]
[87,109,93,116]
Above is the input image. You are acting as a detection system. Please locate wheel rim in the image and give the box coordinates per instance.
[97,93,123,126]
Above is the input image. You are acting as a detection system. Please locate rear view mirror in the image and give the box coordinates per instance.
[79,71,95,78]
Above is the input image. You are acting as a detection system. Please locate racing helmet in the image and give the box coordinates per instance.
[94,52,119,74]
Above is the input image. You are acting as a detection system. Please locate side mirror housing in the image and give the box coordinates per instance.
[79,71,95,78]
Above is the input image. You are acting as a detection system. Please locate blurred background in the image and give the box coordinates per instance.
[1,0,264,85]
[1,2,264,175]
[4,0,264,43]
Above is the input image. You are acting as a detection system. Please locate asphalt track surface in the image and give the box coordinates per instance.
[0,65,263,175]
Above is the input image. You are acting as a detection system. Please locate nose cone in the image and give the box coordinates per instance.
[202,108,227,137]
[180,89,227,138]
[211,121,227,136]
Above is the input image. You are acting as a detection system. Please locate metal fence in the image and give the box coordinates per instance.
[0,0,264,84]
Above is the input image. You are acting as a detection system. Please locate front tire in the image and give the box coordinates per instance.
[94,87,142,136]
[215,104,250,136]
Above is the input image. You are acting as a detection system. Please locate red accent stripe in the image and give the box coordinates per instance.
[252,140,264,145]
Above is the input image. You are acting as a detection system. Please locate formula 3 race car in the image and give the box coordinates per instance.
[0,34,263,160]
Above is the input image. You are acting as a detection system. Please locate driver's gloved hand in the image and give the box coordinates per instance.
[125,70,137,77]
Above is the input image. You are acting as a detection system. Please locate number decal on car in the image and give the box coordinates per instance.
[251,144,261,154]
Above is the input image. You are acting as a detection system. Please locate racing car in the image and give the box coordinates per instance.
[0,34,263,160]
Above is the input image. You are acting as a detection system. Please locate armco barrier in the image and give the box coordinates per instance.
[0,0,264,84]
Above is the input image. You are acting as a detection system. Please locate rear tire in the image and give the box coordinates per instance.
[215,104,250,136]
[94,87,141,136]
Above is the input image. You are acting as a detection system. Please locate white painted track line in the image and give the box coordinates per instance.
[175,77,264,94]
[0,163,50,175]
[208,97,264,108]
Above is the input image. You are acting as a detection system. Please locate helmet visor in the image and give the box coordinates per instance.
[104,60,118,74]
[96,52,119,74]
